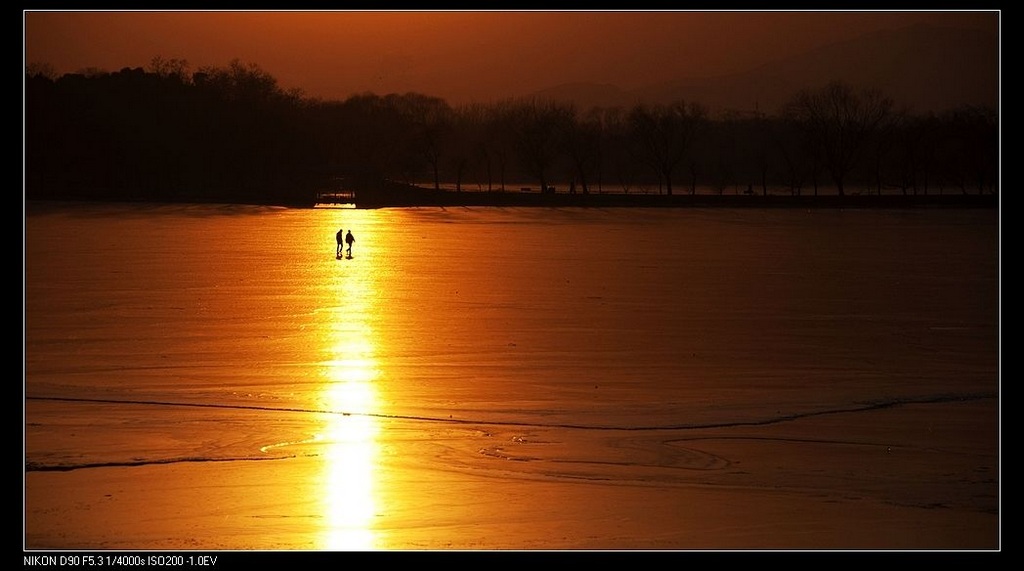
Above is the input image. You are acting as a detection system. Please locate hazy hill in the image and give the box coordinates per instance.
[529,24,998,115]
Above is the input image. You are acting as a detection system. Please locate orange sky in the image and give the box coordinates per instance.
[23,10,999,105]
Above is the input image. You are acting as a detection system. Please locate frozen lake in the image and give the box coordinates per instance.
[24,202,1000,550]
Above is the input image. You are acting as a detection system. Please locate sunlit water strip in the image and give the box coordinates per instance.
[318,223,383,550]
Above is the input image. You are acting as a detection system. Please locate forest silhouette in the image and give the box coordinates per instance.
[24,58,998,208]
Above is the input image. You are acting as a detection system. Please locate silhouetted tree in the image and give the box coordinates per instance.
[627,100,706,195]
[455,103,494,191]
[445,106,477,192]
[750,106,774,195]
[26,55,998,206]
[483,101,519,191]
[910,113,943,195]
[784,81,895,196]
[706,110,740,195]
[866,107,906,195]
[508,99,573,193]
[597,107,642,194]
[148,56,191,84]
[560,106,603,194]
[936,104,998,195]
[333,93,409,185]
[774,116,807,196]
[393,93,454,190]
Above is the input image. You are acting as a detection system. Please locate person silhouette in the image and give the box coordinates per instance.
[345,229,355,257]
[336,228,345,258]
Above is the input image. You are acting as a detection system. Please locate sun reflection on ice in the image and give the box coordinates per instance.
[318,244,383,550]
[321,381,378,550]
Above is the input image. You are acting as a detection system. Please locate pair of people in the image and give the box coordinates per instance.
[336,228,355,257]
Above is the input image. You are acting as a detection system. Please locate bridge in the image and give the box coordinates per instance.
[314,190,356,206]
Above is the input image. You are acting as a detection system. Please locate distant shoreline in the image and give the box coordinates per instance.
[24,192,999,211]
[346,187,999,210]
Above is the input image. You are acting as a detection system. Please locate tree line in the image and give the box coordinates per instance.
[24,58,998,206]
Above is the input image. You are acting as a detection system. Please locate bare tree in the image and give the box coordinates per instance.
[483,101,520,192]
[509,99,573,193]
[784,81,894,196]
[560,106,604,194]
[596,107,641,194]
[867,107,906,195]
[387,93,453,190]
[628,100,706,195]
[455,103,493,191]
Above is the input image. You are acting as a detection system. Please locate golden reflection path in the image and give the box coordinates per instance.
[318,219,383,550]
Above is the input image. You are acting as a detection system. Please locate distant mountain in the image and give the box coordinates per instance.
[528,24,998,116]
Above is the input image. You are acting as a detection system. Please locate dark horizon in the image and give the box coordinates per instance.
[24,10,999,112]
[23,10,999,208]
